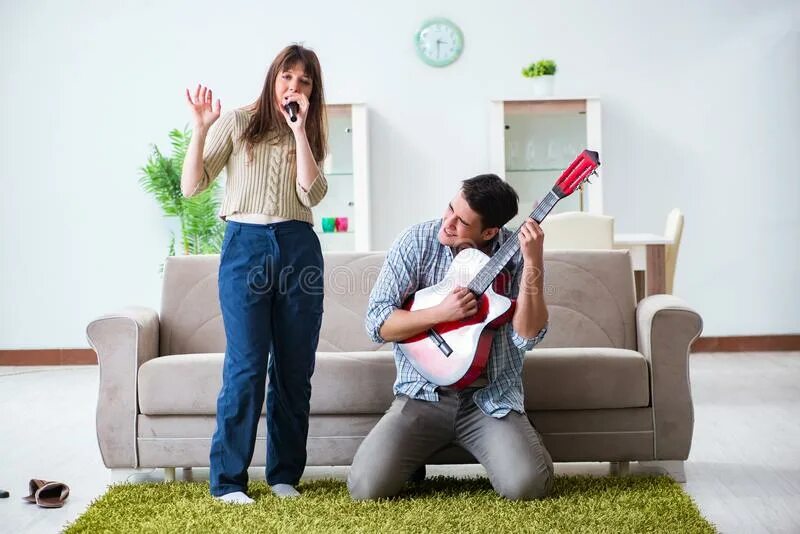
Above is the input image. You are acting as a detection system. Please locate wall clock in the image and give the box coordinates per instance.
[414,18,464,68]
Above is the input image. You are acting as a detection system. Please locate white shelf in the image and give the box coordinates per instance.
[491,96,601,103]
[506,168,565,173]
[314,104,370,252]
[489,97,603,214]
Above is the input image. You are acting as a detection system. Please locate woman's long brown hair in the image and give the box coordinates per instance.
[240,44,327,164]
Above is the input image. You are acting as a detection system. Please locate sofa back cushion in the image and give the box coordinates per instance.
[537,250,637,350]
[158,249,636,356]
[158,253,390,356]
[159,255,225,356]
[314,252,390,351]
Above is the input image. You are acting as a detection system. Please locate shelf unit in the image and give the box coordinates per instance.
[312,103,370,252]
[489,97,602,228]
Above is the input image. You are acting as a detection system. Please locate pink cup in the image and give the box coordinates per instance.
[335,217,349,232]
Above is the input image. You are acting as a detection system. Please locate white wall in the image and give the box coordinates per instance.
[1,0,798,348]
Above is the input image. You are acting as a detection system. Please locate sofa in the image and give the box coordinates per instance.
[87,250,703,482]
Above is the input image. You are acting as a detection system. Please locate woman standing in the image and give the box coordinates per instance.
[181,44,328,503]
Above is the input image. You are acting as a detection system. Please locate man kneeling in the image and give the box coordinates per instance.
[348,174,554,501]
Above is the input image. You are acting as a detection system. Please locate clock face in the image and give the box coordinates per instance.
[415,18,464,67]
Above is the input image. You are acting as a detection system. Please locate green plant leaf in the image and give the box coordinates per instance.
[139,127,224,259]
[521,59,557,77]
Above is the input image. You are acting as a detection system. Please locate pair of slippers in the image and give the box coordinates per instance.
[23,479,70,508]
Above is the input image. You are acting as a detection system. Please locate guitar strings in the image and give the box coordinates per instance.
[471,190,558,293]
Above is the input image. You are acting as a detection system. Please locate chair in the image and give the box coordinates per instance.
[664,208,684,294]
[541,211,615,249]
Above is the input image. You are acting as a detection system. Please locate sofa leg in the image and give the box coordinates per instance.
[637,460,686,482]
[183,467,194,481]
[109,468,153,485]
[609,461,630,476]
[164,467,176,482]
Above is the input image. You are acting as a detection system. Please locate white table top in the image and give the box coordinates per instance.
[613,233,672,245]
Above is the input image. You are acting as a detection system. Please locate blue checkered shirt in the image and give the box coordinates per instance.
[365,218,548,418]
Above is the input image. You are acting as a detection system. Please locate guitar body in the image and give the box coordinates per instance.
[396,149,600,388]
[398,248,515,388]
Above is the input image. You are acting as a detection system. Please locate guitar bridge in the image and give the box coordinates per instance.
[427,328,453,357]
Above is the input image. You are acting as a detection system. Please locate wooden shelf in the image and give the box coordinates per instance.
[506,168,564,173]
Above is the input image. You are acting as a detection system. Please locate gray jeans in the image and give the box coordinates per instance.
[347,387,554,501]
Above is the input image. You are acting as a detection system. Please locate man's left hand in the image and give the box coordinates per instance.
[518,217,545,266]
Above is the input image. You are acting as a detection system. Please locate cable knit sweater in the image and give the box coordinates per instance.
[197,107,328,224]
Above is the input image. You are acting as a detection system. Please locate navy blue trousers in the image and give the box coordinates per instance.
[209,219,324,496]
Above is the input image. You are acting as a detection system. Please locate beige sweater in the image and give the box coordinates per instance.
[197,107,328,224]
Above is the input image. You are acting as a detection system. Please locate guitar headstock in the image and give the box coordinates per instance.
[552,150,600,198]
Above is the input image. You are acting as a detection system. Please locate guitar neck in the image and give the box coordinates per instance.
[467,190,561,295]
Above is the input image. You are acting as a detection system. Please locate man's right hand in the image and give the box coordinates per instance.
[185,84,221,130]
[435,287,478,322]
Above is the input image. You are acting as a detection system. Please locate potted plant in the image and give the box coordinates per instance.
[138,127,224,269]
[522,59,557,97]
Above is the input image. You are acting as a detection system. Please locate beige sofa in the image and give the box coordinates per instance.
[87,250,702,482]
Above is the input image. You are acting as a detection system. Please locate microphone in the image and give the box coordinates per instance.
[284,101,299,122]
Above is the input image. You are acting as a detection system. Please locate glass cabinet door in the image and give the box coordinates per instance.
[503,100,589,229]
[314,106,356,251]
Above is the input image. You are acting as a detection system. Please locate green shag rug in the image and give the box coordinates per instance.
[63,475,716,533]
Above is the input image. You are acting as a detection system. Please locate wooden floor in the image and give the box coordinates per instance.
[1,353,798,533]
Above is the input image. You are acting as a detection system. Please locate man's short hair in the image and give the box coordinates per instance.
[461,174,519,229]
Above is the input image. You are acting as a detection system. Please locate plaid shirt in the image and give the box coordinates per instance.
[365,218,548,418]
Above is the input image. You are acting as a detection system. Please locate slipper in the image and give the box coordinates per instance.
[22,479,47,503]
[23,479,70,508]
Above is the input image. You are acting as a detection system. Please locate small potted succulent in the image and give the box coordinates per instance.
[522,59,557,96]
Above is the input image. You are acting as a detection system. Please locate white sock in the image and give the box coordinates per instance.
[270,483,300,498]
[214,491,254,504]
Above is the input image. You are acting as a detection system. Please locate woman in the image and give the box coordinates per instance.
[181,44,328,503]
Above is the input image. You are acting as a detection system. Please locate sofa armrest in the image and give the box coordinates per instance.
[86,306,159,468]
[636,294,703,460]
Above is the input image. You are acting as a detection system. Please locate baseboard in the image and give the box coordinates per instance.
[1,335,798,365]
[0,348,97,365]
[691,335,800,353]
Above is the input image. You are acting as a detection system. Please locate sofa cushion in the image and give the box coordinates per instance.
[157,253,391,358]
[137,348,649,415]
[156,250,637,357]
[523,348,650,410]
[535,251,637,350]
[137,352,398,416]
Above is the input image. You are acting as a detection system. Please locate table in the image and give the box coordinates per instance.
[613,233,672,300]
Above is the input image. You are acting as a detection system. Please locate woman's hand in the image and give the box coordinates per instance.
[185,84,221,130]
[279,91,310,135]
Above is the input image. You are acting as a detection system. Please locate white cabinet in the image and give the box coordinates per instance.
[313,103,371,251]
[489,98,602,228]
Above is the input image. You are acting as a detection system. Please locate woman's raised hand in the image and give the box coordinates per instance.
[185,84,221,129]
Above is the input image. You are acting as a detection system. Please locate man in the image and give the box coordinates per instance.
[348,174,553,501]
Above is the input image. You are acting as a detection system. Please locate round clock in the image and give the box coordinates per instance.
[414,18,464,68]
